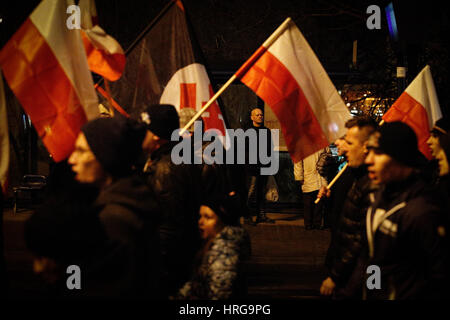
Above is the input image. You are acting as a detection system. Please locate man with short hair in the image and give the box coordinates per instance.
[245,107,275,224]
[359,121,447,299]
[320,115,378,298]
[139,104,201,297]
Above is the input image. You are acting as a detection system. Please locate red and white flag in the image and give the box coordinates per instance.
[235,18,351,163]
[79,0,126,81]
[0,0,99,162]
[109,0,227,135]
[382,65,441,159]
[0,73,9,194]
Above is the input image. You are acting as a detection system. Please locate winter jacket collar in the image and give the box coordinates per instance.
[365,174,422,258]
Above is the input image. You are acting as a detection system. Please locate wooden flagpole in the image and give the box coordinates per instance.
[314,162,348,204]
[103,79,115,116]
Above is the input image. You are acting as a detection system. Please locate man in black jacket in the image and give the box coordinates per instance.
[26,116,162,297]
[359,122,448,299]
[320,116,378,298]
[245,107,275,224]
[139,104,202,297]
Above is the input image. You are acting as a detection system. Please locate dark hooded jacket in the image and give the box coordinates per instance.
[358,174,448,300]
[25,163,161,298]
[87,173,162,298]
[144,141,202,296]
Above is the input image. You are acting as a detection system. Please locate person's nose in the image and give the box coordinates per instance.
[365,150,374,165]
[68,152,76,165]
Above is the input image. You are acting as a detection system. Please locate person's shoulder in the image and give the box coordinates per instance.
[398,183,443,228]
[99,174,159,214]
[217,226,250,249]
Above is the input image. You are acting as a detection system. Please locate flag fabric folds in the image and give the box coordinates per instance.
[382,65,441,160]
[79,0,126,81]
[0,73,9,194]
[0,0,99,162]
[235,18,351,163]
[109,0,227,135]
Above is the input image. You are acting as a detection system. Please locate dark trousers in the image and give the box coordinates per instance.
[247,175,268,218]
[303,190,323,227]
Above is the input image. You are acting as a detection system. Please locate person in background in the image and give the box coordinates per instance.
[245,107,275,224]
[294,149,327,230]
[177,190,251,300]
[427,118,450,297]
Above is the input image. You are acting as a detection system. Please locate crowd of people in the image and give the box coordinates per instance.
[2,105,449,300]
[318,116,449,299]
[22,104,253,299]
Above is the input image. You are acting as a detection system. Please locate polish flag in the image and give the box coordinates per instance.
[108,0,227,135]
[235,18,351,163]
[0,0,99,162]
[382,65,441,159]
[0,73,9,194]
[79,0,126,81]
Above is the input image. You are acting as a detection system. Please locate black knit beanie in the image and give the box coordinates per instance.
[432,117,450,135]
[140,104,180,140]
[378,121,427,168]
[81,116,147,177]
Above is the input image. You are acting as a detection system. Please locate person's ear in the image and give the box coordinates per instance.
[363,141,369,154]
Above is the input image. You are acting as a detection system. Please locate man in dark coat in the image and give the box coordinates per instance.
[358,122,448,299]
[426,118,450,298]
[139,104,201,297]
[245,107,275,224]
[319,116,378,298]
[26,116,162,298]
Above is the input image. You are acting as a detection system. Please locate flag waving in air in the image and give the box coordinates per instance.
[382,65,441,159]
[79,0,126,81]
[109,0,227,135]
[234,18,351,163]
[0,0,99,162]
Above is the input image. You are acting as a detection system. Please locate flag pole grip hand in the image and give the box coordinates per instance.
[315,162,349,204]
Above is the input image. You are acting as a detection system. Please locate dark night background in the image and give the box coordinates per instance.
[1,1,449,99]
[1,0,449,198]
